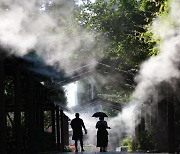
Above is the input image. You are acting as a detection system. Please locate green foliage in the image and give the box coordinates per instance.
[64,146,73,152]
[136,128,157,150]
[120,138,133,151]
[74,0,169,107]
[76,0,169,68]
[139,0,169,56]
[98,89,132,104]
[103,109,118,117]
[76,0,151,68]
[48,87,67,106]
[44,111,52,130]
[75,0,160,89]
[4,76,14,104]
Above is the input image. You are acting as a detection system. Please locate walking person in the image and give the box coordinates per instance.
[96,116,110,152]
[70,113,87,152]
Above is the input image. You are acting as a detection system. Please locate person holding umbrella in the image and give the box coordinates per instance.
[93,112,111,152]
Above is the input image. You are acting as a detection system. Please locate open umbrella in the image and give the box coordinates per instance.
[92,112,108,117]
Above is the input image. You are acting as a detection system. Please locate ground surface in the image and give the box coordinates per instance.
[42,152,168,154]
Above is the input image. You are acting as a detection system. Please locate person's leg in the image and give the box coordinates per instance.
[75,140,78,152]
[80,139,85,151]
[103,147,106,152]
[100,147,103,152]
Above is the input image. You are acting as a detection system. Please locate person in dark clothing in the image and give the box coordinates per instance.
[70,113,87,152]
[96,116,110,152]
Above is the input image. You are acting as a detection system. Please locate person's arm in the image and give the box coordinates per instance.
[105,121,111,129]
[82,120,87,134]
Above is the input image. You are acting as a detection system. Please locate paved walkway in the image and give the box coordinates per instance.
[52,153,127,154]
[41,152,168,154]
[47,153,126,154]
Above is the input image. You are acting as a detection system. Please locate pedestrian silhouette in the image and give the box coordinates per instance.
[70,113,87,152]
[96,116,110,152]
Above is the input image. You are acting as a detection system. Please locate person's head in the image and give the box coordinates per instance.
[99,116,104,120]
[75,113,79,118]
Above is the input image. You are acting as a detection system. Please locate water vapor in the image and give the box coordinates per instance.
[134,0,180,102]
[0,0,101,75]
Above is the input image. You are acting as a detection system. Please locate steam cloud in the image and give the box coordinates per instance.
[134,0,180,102]
[0,0,101,75]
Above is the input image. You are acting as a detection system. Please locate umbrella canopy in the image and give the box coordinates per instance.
[92,112,108,117]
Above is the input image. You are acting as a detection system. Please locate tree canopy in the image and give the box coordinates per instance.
[74,0,169,104]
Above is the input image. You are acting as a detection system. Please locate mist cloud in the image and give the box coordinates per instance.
[134,0,180,102]
[0,0,101,75]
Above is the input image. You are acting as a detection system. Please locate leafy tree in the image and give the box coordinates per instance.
[74,0,147,103]
[74,0,169,112]
[136,128,157,151]
[139,0,169,56]
[76,0,148,68]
